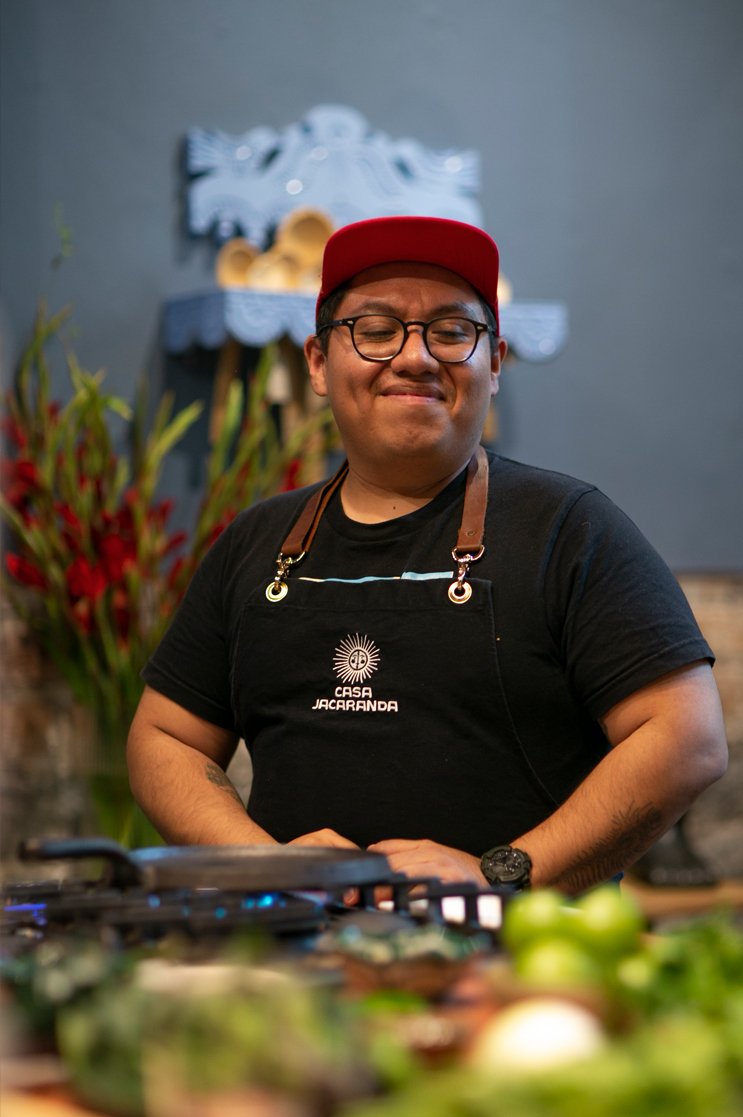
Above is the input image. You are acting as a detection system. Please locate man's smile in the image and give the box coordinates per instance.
[379,381,446,401]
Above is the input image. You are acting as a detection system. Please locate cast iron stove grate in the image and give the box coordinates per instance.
[2,838,508,953]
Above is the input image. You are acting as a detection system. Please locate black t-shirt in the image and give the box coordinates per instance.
[143,452,713,852]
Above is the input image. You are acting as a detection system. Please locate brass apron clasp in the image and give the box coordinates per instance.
[448,544,485,605]
[265,552,305,602]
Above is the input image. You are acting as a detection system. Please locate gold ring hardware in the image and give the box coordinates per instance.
[448,544,485,605]
[265,581,288,602]
[265,551,305,603]
[448,580,473,604]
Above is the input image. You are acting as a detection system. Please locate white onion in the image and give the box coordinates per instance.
[470,997,605,1073]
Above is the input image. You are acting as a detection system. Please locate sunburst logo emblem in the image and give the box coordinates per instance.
[333,633,381,685]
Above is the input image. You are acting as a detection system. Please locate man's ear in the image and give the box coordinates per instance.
[304,334,328,397]
[490,336,508,398]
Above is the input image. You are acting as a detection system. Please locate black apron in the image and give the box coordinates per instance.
[234,449,555,855]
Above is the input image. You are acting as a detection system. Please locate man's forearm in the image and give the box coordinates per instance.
[127,729,275,846]
[513,714,719,889]
[514,669,727,894]
[515,764,670,894]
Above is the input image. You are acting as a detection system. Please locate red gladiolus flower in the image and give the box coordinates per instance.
[148,498,174,527]
[0,458,40,507]
[98,534,136,583]
[110,503,135,537]
[112,587,131,640]
[167,556,186,582]
[65,555,107,601]
[165,556,189,601]
[56,503,84,535]
[61,529,84,556]
[5,552,47,590]
[0,415,28,449]
[70,598,94,634]
[281,458,302,492]
[162,530,187,557]
[100,509,134,538]
[206,512,237,550]
[122,513,136,538]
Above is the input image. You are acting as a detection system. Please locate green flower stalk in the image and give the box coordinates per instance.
[1,304,334,844]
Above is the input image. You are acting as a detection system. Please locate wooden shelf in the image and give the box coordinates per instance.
[162,288,569,364]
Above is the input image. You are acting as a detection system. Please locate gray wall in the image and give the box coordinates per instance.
[2,0,742,569]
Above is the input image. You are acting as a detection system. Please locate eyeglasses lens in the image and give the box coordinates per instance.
[351,316,478,361]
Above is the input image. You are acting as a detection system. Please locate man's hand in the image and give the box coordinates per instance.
[288,829,361,905]
[368,838,486,887]
[288,829,359,849]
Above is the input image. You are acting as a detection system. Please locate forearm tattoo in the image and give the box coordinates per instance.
[556,802,665,893]
[205,760,244,807]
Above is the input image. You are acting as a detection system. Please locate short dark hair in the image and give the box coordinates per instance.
[315,284,350,352]
[315,285,499,355]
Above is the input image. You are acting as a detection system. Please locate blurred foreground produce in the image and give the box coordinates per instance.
[56,962,403,1117]
[349,1011,742,1117]
[349,889,743,1117]
[2,887,742,1116]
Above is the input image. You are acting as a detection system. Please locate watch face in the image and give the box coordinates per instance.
[493,849,523,880]
[482,846,531,885]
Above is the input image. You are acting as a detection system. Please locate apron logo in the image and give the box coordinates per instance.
[333,633,380,685]
[310,633,398,714]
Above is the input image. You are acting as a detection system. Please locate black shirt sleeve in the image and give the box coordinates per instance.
[142,522,239,730]
[544,488,714,719]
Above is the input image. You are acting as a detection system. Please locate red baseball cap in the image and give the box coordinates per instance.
[316,215,500,333]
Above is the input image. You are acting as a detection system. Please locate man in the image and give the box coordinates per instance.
[128,215,727,894]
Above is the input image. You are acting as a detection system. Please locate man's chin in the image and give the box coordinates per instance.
[359,434,476,475]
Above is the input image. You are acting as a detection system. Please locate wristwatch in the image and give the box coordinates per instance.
[480,844,532,889]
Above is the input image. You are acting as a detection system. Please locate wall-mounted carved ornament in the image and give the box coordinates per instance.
[170,104,567,368]
[186,104,482,246]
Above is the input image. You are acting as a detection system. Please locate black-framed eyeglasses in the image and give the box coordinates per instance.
[317,314,496,363]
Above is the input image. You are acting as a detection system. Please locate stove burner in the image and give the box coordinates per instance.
[2,838,509,956]
[2,881,327,943]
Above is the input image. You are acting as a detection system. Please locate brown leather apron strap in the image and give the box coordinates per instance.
[448,444,489,604]
[454,444,489,554]
[280,459,349,558]
[266,446,489,604]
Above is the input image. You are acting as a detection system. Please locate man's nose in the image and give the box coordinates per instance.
[390,325,437,370]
